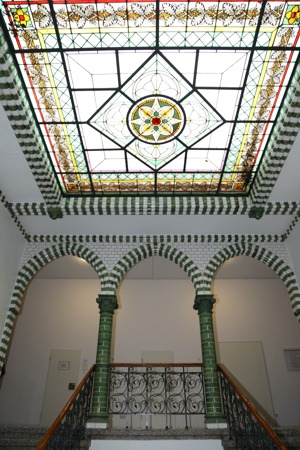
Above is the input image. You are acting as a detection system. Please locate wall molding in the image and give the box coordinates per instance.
[6,199,300,217]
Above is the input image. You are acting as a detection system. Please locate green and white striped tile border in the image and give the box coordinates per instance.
[6,198,300,217]
[284,209,300,240]
[26,233,285,244]
[2,184,300,242]
[251,62,300,206]
[0,190,28,238]
[202,242,300,319]
[4,194,300,241]
[108,243,202,293]
[0,28,61,206]
[1,240,299,372]
[0,243,109,367]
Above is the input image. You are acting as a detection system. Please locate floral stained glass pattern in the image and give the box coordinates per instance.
[0,0,299,195]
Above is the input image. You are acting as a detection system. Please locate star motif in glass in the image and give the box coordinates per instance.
[91,54,222,168]
[129,97,184,143]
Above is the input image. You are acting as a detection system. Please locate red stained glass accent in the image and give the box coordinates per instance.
[151,117,162,126]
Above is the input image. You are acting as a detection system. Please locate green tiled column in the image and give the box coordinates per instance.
[193,295,225,426]
[88,294,118,424]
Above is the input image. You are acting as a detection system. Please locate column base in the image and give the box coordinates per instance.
[86,416,108,429]
[205,416,227,429]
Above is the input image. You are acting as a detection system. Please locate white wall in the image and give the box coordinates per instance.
[213,279,300,426]
[0,279,100,425]
[113,279,199,362]
[0,269,299,427]
[0,203,26,334]
[286,220,300,288]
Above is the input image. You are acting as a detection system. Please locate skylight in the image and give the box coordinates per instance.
[0,0,299,196]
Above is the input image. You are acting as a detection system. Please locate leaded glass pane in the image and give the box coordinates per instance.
[1,0,299,196]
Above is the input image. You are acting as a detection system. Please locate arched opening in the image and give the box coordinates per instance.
[0,255,100,426]
[211,255,300,427]
[111,255,203,429]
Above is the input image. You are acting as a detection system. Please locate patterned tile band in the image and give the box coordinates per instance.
[202,243,300,318]
[0,189,29,239]
[0,28,61,206]
[8,243,109,315]
[284,210,300,240]
[250,63,300,206]
[25,234,285,244]
[6,199,300,217]
[1,239,299,372]
[109,243,202,293]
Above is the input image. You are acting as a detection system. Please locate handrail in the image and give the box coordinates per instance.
[218,364,287,450]
[36,364,96,450]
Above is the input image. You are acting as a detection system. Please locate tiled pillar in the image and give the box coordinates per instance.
[193,294,226,427]
[88,294,118,426]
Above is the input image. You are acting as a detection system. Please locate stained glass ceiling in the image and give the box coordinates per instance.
[0,0,299,196]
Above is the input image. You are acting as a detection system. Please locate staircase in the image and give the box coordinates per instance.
[85,428,227,449]
[0,425,300,450]
[0,426,228,450]
[2,364,299,450]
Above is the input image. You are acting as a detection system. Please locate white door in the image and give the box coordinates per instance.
[40,349,81,426]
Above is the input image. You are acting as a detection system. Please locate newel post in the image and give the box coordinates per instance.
[88,294,118,427]
[193,294,226,427]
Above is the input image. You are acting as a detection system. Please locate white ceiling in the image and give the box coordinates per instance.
[35,255,279,280]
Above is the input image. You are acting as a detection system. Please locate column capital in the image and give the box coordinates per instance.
[96,294,118,314]
[193,294,216,313]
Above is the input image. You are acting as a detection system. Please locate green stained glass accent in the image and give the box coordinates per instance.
[10,6,32,28]
[1,0,299,196]
[284,4,300,24]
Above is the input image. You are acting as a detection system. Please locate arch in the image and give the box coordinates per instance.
[0,243,109,371]
[202,243,300,321]
[108,243,202,293]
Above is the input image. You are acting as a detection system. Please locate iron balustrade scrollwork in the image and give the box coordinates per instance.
[36,364,96,450]
[109,363,205,429]
[218,365,287,450]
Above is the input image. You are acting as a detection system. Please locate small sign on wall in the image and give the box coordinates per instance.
[58,361,70,371]
[284,349,300,371]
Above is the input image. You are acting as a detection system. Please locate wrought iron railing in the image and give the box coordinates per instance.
[36,364,96,450]
[218,365,287,450]
[109,363,205,429]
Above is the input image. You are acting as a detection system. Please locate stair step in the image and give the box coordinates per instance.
[275,427,300,450]
[85,428,227,440]
[0,426,47,450]
[0,426,299,450]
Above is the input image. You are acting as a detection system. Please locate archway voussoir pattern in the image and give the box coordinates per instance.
[0,311,17,365]
[291,299,300,315]
[182,259,194,275]
[109,243,202,293]
[27,258,43,274]
[110,245,154,289]
[186,265,200,283]
[203,243,300,321]
[0,243,108,374]
[278,266,292,280]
